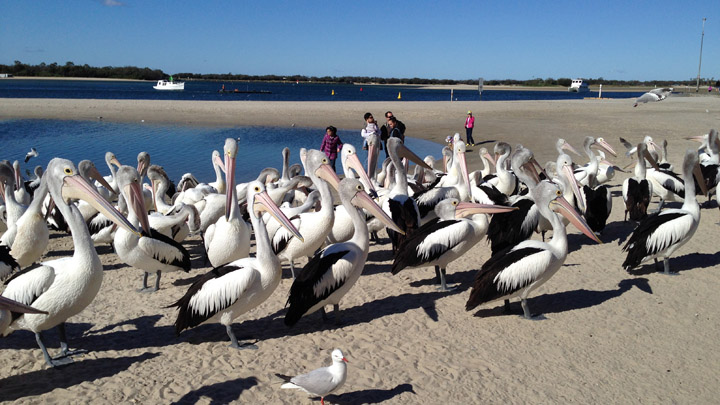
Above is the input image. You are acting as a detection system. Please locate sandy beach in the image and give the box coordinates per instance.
[2,95,720,404]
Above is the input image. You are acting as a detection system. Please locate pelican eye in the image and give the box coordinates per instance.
[322,158,328,164]
[452,200,458,206]
[356,184,363,191]
[64,168,73,175]
[556,190,562,197]
[253,186,261,192]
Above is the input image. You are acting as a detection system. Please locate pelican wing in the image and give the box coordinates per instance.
[392,218,465,273]
[486,198,537,255]
[138,230,191,271]
[272,217,302,255]
[171,262,256,333]
[284,248,353,326]
[622,211,690,270]
[466,246,548,311]
[2,264,54,321]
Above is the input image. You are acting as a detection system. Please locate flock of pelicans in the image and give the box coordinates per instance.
[0,126,719,400]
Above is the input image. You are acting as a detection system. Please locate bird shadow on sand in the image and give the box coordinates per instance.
[170,376,258,405]
[470,278,652,319]
[626,252,720,276]
[0,352,160,401]
[325,383,416,404]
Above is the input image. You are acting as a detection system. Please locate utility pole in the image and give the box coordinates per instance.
[696,17,707,92]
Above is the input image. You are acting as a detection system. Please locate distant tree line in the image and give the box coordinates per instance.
[0,61,704,87]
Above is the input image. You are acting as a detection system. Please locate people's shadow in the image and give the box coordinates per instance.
[170,376,258,405]
[0,353,159,401]
[325,383,416,404]
[471,278,652,318]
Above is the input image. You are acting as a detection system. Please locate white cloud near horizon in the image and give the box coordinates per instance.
[102,0,125,6]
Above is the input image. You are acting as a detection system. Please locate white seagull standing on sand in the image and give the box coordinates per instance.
[276,349,348,405]
[634,87,673,107]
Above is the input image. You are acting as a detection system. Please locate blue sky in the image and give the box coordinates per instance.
[1,1,718,81]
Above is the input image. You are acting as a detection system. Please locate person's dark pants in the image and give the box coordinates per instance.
[329,158,337,172]
[466,127,475,145]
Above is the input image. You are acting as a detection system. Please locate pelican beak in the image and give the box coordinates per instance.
[110,156,122,168]
[622,160,636,170]
[225,152,236,220]
[122,180,150,236]
[563,163,585,212]
[214,153,226,174]
[457,150,471,191]
[136,160,147,179]
[350,189,404,235]
[521,162,541,185]
[694,163,709,196]
[346,151,377,196]
[254,190,303,242]
[562,141,582,157]
[397,143,433,170]
[13,167,20,191]
[44,197,55,220]
[595,139,617,157]
[648,141,661,155]
[684,135,706,143]
[146,182,158,212]
[483,151,496,167]
[643,149,661,170]
[550,195,601,244]
[88,165,115,198]
[455,202,517,218]
[367,141,379,179]
[315,162,341,191]
[62,174,140,236]
[530,157,549,180]
[0,296,47,314]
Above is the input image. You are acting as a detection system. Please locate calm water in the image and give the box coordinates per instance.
[0,79,644,102]
[0,119,443,183]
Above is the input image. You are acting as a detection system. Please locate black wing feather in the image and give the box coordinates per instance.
[284,250,350,326]
[487,198,535,255]
[622,212,686,270]
[466,246,545,311]
[391,218,460,274]
[146,228,191,271]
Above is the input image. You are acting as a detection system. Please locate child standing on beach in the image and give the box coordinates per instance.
[465,110,476,146]
[320,125,343,172]
[361,112,380,150]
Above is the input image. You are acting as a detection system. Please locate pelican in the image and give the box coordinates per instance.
[113,166,191,292]
[469,147,496,183]
[634,87,672,107]
[0,161,27,248]
[0,295,47,335]
[204,139,251,267]
[623,143,655,222]
[484,142,518,196]
[148,203,200,243]
[574,136,617,187]
[465,181,601,319]
[96,151,121,202]
[381,137,432,252]
[273,150,340,278]
[170,180,302,349]
[392,198,516,291]
[13,161,31,206]
[623,149,707,274]
[284,178,403,326]
[1,158,138,367]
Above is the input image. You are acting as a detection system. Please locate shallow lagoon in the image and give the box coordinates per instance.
[0,119,443,183]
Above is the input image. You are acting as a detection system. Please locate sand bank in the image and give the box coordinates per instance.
[1,96,720,403]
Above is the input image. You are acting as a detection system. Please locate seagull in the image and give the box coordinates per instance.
[276,349,348,405]
[634,88,673,107]
[24,147,38,163]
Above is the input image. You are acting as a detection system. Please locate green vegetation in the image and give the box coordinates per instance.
[0,61,700,87]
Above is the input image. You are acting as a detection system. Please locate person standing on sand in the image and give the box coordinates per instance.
[361,112,380,150]
[320,125,343,172]
[381,111,406,157]
[465,110,476,146]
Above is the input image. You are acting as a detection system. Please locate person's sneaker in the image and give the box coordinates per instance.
[466,143,471,147]
[471,143,475,146]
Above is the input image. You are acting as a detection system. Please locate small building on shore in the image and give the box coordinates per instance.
[0,73,13,78]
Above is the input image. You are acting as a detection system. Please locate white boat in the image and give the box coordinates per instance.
[153,78,184,90]
[568,79,589,92]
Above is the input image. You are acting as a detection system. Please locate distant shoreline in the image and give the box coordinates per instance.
[2,76,668,92]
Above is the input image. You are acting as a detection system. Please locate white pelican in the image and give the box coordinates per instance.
[382,137,432,253]
[113,166,191,292]
[623,143,655,222]
[13,161,31,206]
[276,349,348,405]
[623,149,707,274]
[0,295,47,335]
[1,158,138,367]
[634,87,672,107]
[392,198,516,291]
[284,178,403,325]
[95,151,121,202]
[469,147,496,184]
[204,138,251,267]
[484,142,518,196]
[170,180,302,349]
[0,161,27,248]
[465,181,601,319]
[273,150,340,278]
[574,136,617,187]
[148,203,200,243]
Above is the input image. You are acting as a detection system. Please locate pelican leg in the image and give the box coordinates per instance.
[56,322,87,358]
[661,258,678,275]
[436,267,457,291]
[520,299,533,319]
[226,324,258,350]
[154,271,161,291]
[503,299,512,314]
[138,272,150,292]
[35,332,73,367]
[289,261,296,279]
[320,307,328,322]
[333,304,342,325]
